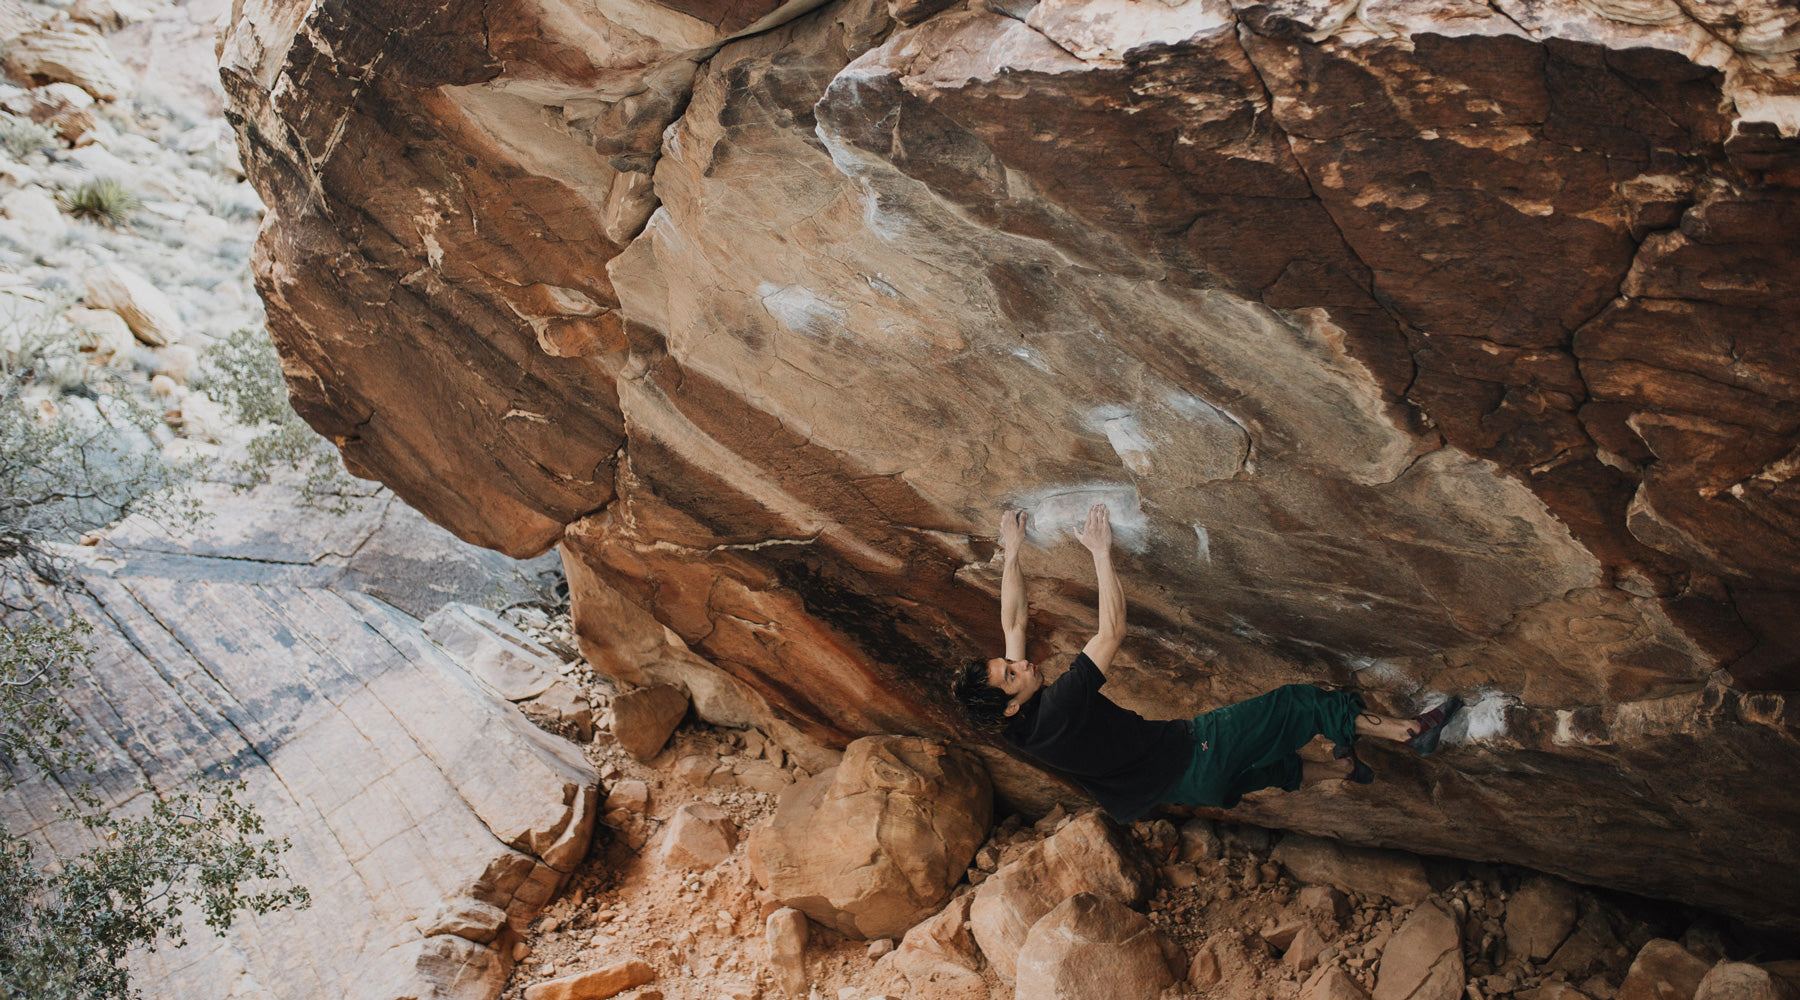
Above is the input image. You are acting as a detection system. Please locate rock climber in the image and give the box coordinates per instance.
[951,503,1462,823]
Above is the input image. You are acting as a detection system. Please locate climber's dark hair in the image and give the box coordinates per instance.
[953,659,1012,734]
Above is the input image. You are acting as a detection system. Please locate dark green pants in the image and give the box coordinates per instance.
[1160,685,1364,809]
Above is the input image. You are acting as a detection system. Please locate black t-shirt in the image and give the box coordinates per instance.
[1003,653,1195,823]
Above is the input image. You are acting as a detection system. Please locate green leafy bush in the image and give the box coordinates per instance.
[0,621,309,1000]
[198,325,360,508]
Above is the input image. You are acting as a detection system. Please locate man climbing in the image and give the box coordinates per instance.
[952,503,1461,824]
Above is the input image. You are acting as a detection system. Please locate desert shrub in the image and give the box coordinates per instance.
[0,620,310,1000]
[0,114,58,160]
[0,302,194,606]
[58,178,142,227]
[197,324,360,508]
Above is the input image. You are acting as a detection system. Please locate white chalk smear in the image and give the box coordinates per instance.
[758,283,846,338]
[1014,482,1148,553]
[1102,415,1156,476]
[1192,523,1211,565]
[1457,689,1517,744]
[1346,656,1416,692]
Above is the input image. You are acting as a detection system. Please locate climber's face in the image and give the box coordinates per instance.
[986,657,1042,716]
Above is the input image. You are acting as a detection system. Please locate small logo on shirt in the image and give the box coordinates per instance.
[1199,741,1209,751]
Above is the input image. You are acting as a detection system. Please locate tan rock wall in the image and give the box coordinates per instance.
[224,0,1800,929]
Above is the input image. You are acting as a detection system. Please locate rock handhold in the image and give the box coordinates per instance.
[1273,834,1432,905]
[83,263,181,346]
[1619,939,1712,1000]
[968,808,1151,983]
[748,736,992,940]
[656,801,736,871]
[611,683,688,760]
[1373,899,1464,1000]
[1014,892,1175,1000]
[1506,875,1581,962]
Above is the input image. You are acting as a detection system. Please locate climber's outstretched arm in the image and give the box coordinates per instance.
[1000,509,1028,662]
[1076,504,1124,672]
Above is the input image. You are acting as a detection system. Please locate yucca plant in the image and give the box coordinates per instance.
[58,178,142,227]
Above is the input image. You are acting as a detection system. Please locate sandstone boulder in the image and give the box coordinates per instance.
[1014,893,1174,1000]
[968,809,1150,982]
[748,736,992,939]
[656,801,736,871]
[420,897,510,944]
[766,907,809,997]
[1306,964,1372,1000]
[226,0,1800,939]
[1507,875,1581,962]
[1696,963,1798,1000]
[1619,940,1713,1000]
[604,779,650,815]
[529,679,595,741]
[1274,835,1432,904]
[886,892,986,1000]
[1179,817,1223,863]
[611,684,689,760]
[3,186,64,239]
[1286,924,1329,973]
[523,960,655,1000]
[4,21,134,100]
[83,262,181,346]
[1373,899,1464,1000]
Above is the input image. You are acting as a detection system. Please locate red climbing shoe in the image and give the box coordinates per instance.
[1405,697,1464,758]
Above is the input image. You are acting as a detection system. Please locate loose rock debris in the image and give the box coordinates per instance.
[495,616,1799,1000]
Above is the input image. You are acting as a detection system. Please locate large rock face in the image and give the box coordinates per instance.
[1,482,597,1000]
[223,0,1800,929]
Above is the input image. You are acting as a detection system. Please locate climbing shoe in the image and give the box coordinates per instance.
[1406,696,1464,758]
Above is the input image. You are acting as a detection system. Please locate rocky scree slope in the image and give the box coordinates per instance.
[221,0,1800,929]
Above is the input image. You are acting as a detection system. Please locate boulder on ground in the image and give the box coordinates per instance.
[1620,940,1712,1000]
[1286,924,1329,973]
[3,187,64,239]
[83,262,181,346]
[523,959,654,1000]
[1373,899,1464,1000]
[604,779,650,815]
[1179,817,1223,863]
[885,892,986,1000]
[1507,875,1581,962]
[1696,963,1799,1000]
[765,907,808,997]
[611,683,688,760]
[1014,893,1174,1000]
[530,679,595,742]
[420,896,509,944]
[656,801,736,871]
[1299,885,1351,923]
[1305,963,1372,1000]
[748,735,992,939]
[4,21,134,100]
[968,808,1151,983]
[1273,834,1432,904]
